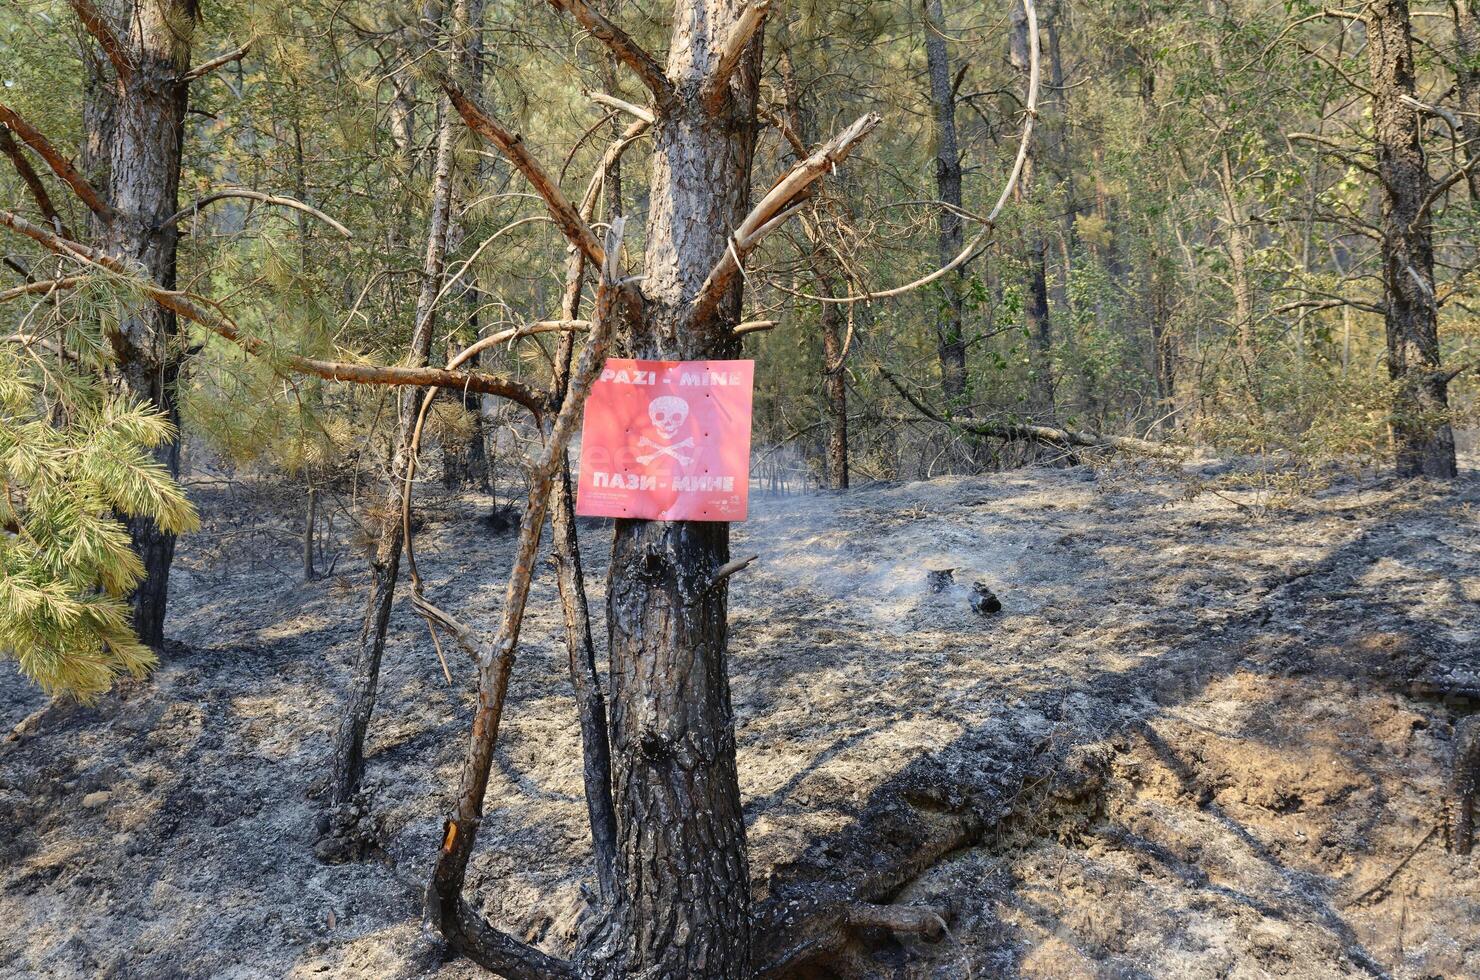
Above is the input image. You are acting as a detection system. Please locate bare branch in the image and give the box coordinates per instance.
[160,189,353,238]
[444,82,606,268]
[0,209,545,411]
[184,40,254,82]
[67,0,133,79]
[547,0,673,103]
[701,0,773,111]
[587,90,655,123]
[0,276,85,303]
[0,104,113,222]
[692,112,880,323]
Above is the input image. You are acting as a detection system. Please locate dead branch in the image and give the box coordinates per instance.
[0,104,113,222]
[692,111,881,324]
[707,553,758,589]
[425,220,626,967]
[67,0,133,80]
[184,40,253,82]
[547,0,673,104]
[160,189,353,238]
[587,90,654,123]
[701,0,772,111]
[0,209,545,410]
[444,83,606,268]
[0,127,72,241]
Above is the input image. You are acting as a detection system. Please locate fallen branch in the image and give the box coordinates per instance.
[160,189,353,238]
[881,364,1181,458]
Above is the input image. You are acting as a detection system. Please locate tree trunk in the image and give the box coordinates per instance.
[779,40,849,490]
[1453,0,1479,200]
[599,6,763,974]
[102,0,196,649]
[924,0,968,409]
[329,71,459,806]
[1368,0,1458,478]
[1012,0,1054,416]
[303,486,318,581]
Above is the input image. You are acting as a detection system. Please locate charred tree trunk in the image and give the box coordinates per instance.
[101,0,197,649]
[597,7,764,974]
[924,0,969,409]
[1368,0,1458,478]
[329,71,459,806]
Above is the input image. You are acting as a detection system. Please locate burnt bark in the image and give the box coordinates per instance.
[595,5,763,974]
[924,0,969,409]
[1368,0,1458,478]
[100,0,196,649]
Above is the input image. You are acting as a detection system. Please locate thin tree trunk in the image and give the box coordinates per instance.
[779,40,849,489]
[329,63,459,806]
[1368,0,1458,478]
[924,0,968,408]
[1453,0,1479,200]
[303,486,318,581]
[1012,0,1054,416]
[103,0,197,649]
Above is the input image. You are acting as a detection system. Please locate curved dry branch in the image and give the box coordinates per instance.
[787,0,1041,306]
[160,189,352,238]
[184,40,253,82]
[702,0,773,111]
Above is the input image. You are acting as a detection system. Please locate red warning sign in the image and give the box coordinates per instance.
[575,358,754,522]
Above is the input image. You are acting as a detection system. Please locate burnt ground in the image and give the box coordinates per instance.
[1,462,1478,978]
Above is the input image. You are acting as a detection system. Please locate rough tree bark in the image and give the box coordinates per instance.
[1367,0,1458,478]
[96,0,196,648]
[328,46,460,806]
[1452,0,1479,201]
[924,0,969,410]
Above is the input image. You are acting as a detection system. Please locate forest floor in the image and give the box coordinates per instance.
[2,459,1478,979]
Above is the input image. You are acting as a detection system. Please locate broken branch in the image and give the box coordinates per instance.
[692,111,880,323]
[184,40,253,82]
[67,0,133,80]
[701,0,773,111]
[0,209,545,410]
[444,82,606,268]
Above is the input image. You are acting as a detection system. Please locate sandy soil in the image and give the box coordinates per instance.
[1,462,1477,978]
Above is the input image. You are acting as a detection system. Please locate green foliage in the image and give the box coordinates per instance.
[0,353,198,700]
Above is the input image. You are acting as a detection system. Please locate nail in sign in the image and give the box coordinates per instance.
[576,358,754,522]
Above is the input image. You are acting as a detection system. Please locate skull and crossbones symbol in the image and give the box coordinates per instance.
[637,395,695,465]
